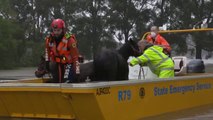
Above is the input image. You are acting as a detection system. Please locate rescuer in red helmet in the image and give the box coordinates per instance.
[44,18,80,83]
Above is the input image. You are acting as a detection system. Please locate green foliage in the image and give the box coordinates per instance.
[107,0,151,42]
[19,42,44,67]
[168,0,213,58]
[72,0,117,58]
[0,18,25,69]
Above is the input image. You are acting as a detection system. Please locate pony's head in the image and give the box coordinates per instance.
[126,39,141,57]
[118,39,141,60]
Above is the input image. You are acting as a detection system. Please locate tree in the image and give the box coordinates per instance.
[107,0,151,43]
[72,0,116,59]
[0,18,25,69]
[168,0,213,58]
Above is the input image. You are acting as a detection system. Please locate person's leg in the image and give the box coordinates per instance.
[49,62,59,83]
[67,64,78,83]
[59,63,65,83]
[49,62,65,83]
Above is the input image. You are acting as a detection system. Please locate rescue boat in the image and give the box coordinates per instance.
[0,28,213,120]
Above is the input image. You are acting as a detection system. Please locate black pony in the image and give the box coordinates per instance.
[79,39,139,81]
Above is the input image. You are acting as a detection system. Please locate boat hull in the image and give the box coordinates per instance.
[62,74,213,120]
[0,83,75,119]
[0,74,213,119]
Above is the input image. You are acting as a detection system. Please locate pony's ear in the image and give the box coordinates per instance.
[128,38,134,43]
[125,38,133,43]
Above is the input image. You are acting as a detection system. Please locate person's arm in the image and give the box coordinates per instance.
[130,53,149,66]
[146,35,154,43]
[158,35,171,52]
[45,36,51,71]
[69,35,80,73]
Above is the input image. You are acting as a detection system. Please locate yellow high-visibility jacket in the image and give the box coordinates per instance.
[130,46,174,78]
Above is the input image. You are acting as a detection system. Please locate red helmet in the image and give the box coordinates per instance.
[51,19,65,29]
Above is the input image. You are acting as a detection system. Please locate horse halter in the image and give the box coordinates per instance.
[129,43,141,57]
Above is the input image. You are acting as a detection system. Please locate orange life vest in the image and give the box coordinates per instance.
[46,34,75,64]
[146,34,171,53]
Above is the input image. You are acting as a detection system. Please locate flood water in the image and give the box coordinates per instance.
[1,104,213,120]
[0,67,36,80]
[0,65,213,120]
[144,104,213,120]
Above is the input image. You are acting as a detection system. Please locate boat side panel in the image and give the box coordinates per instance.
[0,87,75,119]
[64,76,213,120]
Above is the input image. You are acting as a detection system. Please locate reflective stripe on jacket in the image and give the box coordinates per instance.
[130,46,174,77]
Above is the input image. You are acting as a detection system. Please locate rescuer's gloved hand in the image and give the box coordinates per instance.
[128,62,133,67]
[78,55,84,63]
